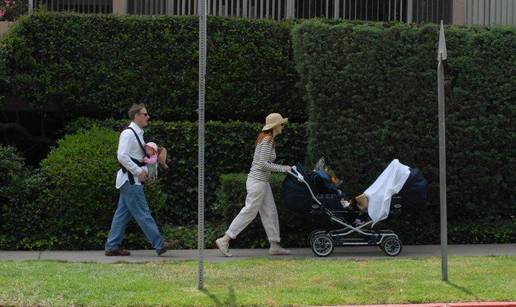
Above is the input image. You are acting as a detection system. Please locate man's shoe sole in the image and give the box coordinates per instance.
[105,252,131,256]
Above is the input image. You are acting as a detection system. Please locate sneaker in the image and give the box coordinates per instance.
[157,240,176,256]
[105,248,131,256]
[269,246,291,256]
[215,238,232,257]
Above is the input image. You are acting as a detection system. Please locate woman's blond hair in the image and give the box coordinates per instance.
[255,129,274,146]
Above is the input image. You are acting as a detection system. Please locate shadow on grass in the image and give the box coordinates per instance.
[445,281,479,300]
[201,286,238,307]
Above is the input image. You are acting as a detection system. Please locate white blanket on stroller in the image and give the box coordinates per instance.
[365,159,410,224]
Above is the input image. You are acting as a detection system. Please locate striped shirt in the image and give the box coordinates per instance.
[248,137,290,182]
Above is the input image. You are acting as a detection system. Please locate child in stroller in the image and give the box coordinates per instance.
[282,158,428,257]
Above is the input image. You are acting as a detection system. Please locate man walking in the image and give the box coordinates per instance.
[105,103,173,256]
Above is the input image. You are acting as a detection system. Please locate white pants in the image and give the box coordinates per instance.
[226,176,281,242]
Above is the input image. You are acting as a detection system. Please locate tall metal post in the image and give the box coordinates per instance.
[197,0,207,291]
[286,0,295,19]
[28,0,34,14]
[437,20,448,282]
[407,0,413,23]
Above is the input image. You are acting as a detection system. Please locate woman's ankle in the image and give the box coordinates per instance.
[269,240,281,248]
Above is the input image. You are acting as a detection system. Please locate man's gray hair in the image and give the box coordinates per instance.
[128,103,147,120]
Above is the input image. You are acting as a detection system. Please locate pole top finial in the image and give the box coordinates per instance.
[438,20,448,62]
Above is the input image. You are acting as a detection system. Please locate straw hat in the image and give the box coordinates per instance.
[262,113,288,131]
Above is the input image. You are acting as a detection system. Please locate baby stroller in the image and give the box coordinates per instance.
[282,159,428,257]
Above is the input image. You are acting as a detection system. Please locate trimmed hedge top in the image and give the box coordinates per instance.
[1,13,304,122]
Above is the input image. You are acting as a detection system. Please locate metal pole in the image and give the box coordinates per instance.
[28,0,34,14]
[286,0,293,18]
[407,0,413,23]
[437,20,448,282]
[198,0,207,291]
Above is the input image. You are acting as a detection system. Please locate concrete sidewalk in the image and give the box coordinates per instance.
[0,244,514,263]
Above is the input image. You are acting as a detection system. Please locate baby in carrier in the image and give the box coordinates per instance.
[143,142,169,181]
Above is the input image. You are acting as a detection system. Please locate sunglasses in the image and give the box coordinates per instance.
[139,112,150,117]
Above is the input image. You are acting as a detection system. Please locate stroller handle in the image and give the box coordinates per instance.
[287,166,304,182]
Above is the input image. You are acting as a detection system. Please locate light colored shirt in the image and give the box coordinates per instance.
[248,137,290,182]
[115,121,146,189]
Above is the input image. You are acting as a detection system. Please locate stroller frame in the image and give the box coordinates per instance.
[288,166,403,257]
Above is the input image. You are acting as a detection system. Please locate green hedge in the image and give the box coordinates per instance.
[292,21,516,243]
[0,13,304,122]
[0,145,27,192]
[0,44,7,106]
[0,119,305,249]
[0,146,30,248]
[1,172,52,249]
[163,223,227,249]
[66,119,307,225]
[1,127,169,249]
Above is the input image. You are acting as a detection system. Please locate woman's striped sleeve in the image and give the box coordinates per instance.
[257,140,289,173]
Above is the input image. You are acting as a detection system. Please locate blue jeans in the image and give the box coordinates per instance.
[105,182,164,254]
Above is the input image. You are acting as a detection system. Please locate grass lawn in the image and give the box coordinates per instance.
[0,256,515,306]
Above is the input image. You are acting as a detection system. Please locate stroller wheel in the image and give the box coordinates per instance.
[311,233,334,257]
[381,237,402,257]
[308,230,325,247]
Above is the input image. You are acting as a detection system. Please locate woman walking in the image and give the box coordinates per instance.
[215,113,292,257]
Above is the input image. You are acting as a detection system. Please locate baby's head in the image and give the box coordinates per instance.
[145,142,158,156]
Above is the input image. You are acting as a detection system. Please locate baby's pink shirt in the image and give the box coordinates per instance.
[144,154,158,164]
